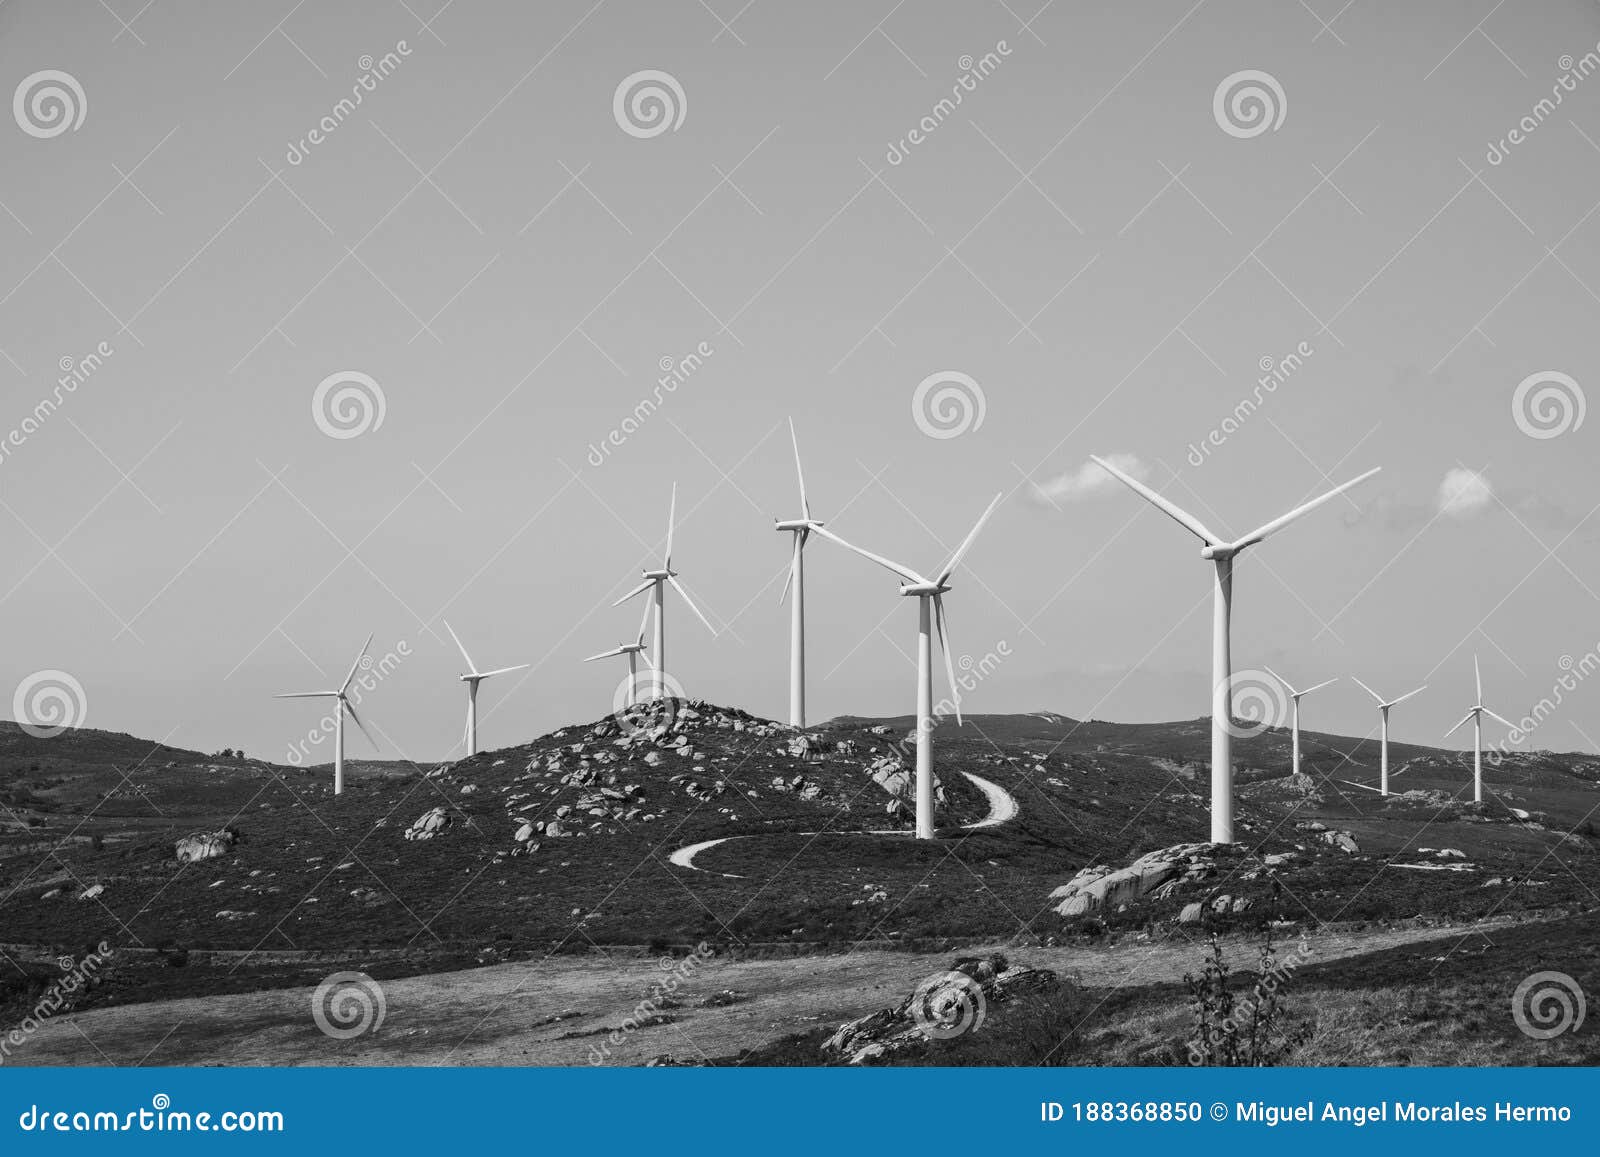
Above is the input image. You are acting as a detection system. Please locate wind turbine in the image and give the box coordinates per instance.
[1350,676,1426,796]
[1092,457,1381,844]
[613,483,715,698]
[1263,667,1337,779]
[444,621,529,757]
[1443,655,1514,804]
[274,634,380,795]
[775,418,826,728]
[814,492,1004,840]
[583,598,654,708]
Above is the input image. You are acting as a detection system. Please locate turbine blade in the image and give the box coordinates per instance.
[1229,467,1382,551]
[1388,684,1427,708]
[583,647,627,662]
[341,633,374,694]
[811,526,927,585]
[934,595,962,725]
[612,578,654,607]
[1483,706,1517,730]
[778,545,796,606]
[664,482,677,570]
[1443,709,1475,740]
[1301,676,1339,697]
[1262,665,1297,696]
[274,691,337,699]
[344,700,379,751]
[1089,455,1225,546]
[937,492,1004,584]
[640,647,656,671]
[669,576,717,635]
[477,664,530,679]
[1475,654,1483,704]
[636,594,653,647]
[789,417,810,521]
[443,620,477,674]
[1350,676,1386,705]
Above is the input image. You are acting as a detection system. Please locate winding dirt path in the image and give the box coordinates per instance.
[667,771,1019,875]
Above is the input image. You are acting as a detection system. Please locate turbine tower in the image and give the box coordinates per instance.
[775,418,826,728]
[583,599,654,708]
[444,621,529,757]
[613,483,715,697]
[1350,676,1426,795]
[274,633,380,795]
[1092,457,1381,844]
[815,493,1003,840]
[1444,655,1514,804]
[1263,667,1337,778]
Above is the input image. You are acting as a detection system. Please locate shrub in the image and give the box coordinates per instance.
[1182,923,1313,1066]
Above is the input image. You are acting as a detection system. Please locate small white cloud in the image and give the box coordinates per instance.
[1437,468,1493,519]
[1031,454,1148,505]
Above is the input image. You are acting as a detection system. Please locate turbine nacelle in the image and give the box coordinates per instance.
[774,518,822,533]
[899,581,951,597]
[641,568,674,581]
[1199,543,1243,561]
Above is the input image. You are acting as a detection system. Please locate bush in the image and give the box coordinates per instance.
[1182,923,1313,1066]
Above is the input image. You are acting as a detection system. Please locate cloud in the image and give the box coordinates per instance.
[1437,468,1494,519]
[1030,454,1148,505]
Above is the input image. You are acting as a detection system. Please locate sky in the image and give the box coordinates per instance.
[2,0,1600,767]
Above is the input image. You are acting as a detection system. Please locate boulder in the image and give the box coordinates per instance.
[403,807,451,841]
[176,828,237,863]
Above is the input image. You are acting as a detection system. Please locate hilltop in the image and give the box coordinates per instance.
[1,700,1596,1024]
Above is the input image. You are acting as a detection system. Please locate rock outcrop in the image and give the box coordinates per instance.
[821,953,1056,1064]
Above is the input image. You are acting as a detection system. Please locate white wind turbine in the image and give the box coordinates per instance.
[583,598,654,708]
[274,634,380,796]
[444,621,529,757]
[775,418,826,728]
[1350,676,1426,796]
[1443,655,1515,804]
[815,493,1004,840]
[1263,667,1337,779]
[1092,457,1381,844]
[613,483,716,698]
